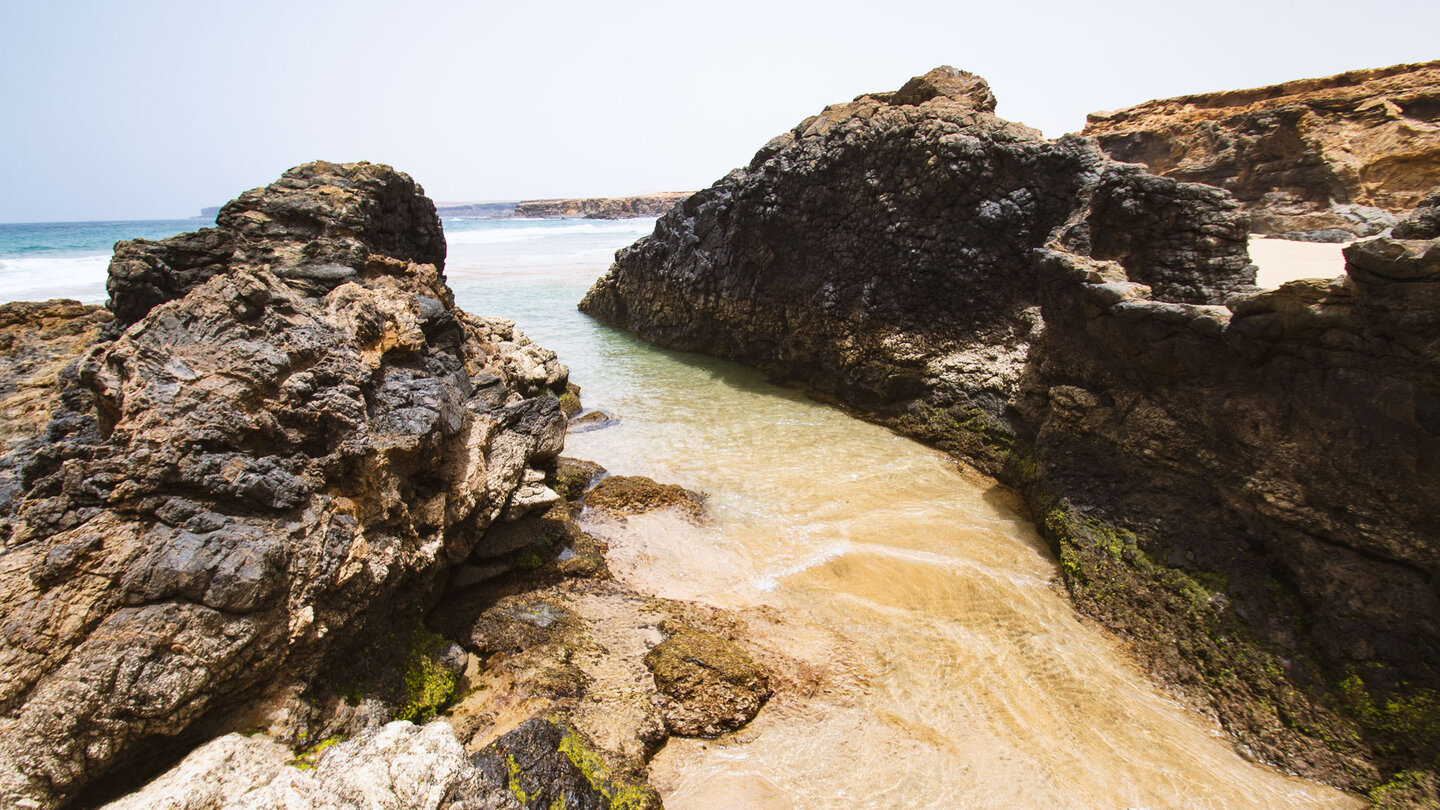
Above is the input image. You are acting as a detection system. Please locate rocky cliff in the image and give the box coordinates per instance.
[582,68,1440,800]
[0,162,576,809]
[1084,60,1440,238]
[514,193,691,220]
[582,66,1255,472]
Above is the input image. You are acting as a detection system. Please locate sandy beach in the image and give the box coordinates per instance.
[1249,235,1350,288]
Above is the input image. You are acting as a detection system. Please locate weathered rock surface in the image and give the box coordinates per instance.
[514,193,692,220]
[644,622,771,737]
[584,475,705,521]
[582,65,1255,476]
[1084,60,1440,237]
[0,162,571,809]
[0,301,113,521]
[580,67,1440,795]
[103,718,639,810]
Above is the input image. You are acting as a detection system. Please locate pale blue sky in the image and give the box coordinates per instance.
[2,0,1436,222]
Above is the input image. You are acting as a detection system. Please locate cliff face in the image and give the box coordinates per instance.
[0,162,572,809]
[514,192,691,220]
[582,68,1440,796]
[582,66,1255,473]
[1084,60,1440,238]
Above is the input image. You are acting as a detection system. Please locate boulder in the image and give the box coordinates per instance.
[581,65,1254,475]
[643,623,771,738]
[584,475,705,521]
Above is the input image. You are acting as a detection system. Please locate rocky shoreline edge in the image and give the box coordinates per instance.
[0,162,777,810]
[581,67,1440,805]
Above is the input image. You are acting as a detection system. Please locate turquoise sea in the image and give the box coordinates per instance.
[0,216,655,314]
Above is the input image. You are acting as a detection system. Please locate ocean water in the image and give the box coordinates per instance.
[3,217,1356,807]
[0,218,210,305]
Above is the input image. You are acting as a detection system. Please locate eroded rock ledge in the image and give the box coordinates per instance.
[581,68,1440,800]
[1084,59,1440,238]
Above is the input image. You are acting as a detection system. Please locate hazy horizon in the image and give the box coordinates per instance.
[3,0,1437,223]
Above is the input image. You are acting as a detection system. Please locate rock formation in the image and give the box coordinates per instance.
[582,65,1255,474]
[581,67,1440,798]
[0,162,573,809]
[514,193,691,220]
[1084,60,1440,238]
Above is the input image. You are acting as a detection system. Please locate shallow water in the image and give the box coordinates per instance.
[446,221,1360,809]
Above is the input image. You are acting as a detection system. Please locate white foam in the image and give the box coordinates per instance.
[443,220,655,245]
[0,252,110,304]
[752,541,850,592]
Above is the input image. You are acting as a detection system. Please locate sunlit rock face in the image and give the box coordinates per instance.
[1085,59,1440,239]
[0,161,570,809]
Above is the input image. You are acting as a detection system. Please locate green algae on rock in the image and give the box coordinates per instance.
[644,622,773,738]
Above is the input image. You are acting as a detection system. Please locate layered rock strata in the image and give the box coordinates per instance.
[0,162,573,809]
[581,68,1440,796]
[1084,60,1440,237]
[514,193,691,220]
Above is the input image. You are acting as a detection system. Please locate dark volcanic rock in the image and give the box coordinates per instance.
[1084,59,1440,237]
[0,162,570,809]
[580,67,1440,792]
[581,65,1254,474]
[105,161,447,330]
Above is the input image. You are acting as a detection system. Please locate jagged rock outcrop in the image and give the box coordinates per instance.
[582,65,1255,474]
[581,67,1440,796]
[106,161,447,329]
[1022,195,1440,790]
[1084,60,1440,238]
[0,162,572,809]
[514,193,691,220]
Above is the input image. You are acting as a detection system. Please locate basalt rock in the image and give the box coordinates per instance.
[580,67,1440,794]
[105,161,447,330]
[0,162,570,809]
[1084,60,1440,237]
[581,65,1255,476]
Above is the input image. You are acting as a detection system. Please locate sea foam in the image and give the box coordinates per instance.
[0,253,111,305]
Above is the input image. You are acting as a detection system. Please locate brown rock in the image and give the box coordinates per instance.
[0,162,569,809]
[513,192,692,220]
[643,622,771,737]
[584,475,705,520]
[1084,59,1440,236]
